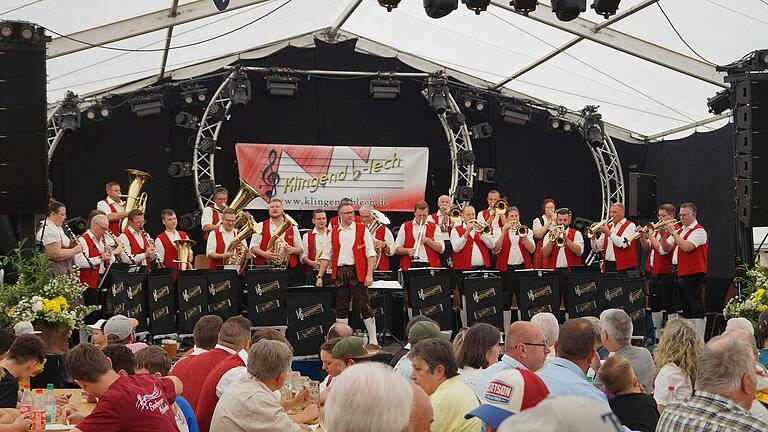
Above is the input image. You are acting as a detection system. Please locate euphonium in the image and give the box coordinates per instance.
[585,218,611,239]
[120,169,152,231]
[174,239,197,271]
[226,212,258,274]
[367,209,390,234]
[267,213,298,270]
[230,179,262,230]
[624,219,680,245]
[549,225,567,247]
[467,219,493,235]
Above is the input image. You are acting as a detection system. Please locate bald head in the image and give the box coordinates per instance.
[404,383,433,432]
[723,328,758,357]
[505,321,549,371]
[328,323,353,340]
[90,214,108,228]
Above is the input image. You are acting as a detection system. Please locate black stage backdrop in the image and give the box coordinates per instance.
[48,39,734,310]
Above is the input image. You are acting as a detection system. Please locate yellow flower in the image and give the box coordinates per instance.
[760,305,768,312]
[756,289,766,299]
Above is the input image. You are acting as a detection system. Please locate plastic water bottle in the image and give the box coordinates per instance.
[18,384,32,416]
[667,386,677,404]
[45,383,57,423]
[32,389,46,431]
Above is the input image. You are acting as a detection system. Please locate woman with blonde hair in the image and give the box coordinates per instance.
[653,318,703,413]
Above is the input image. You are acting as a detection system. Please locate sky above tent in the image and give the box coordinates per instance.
[2,0,767,139]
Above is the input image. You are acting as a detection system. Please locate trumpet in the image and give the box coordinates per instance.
[504,221,529,237]
[624,219,680,245]
[449,206,462,224]
[549,224,567,247]
[493,198,509,215]
[467,219,493,236]
[585,219,611,239]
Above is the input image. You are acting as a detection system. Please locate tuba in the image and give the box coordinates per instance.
[174,239,197,271]
[226,212,259,274]
[267,214,298,270]
[367,209,390,234]
[120,169,152,231]
[229,179,262,230]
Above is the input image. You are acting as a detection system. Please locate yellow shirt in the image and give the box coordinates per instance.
[430,375,481,432]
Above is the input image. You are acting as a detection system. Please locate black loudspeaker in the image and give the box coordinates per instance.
[176,270,209,334]
[462,271,504,330]
[403,268,453,330]
[0,22,49,215]
[627,173,657,219]
[244,269,287,327]
[286,286,335,356]
[517,272,561,320]
[147,269,176,336]
[206,270,243,321]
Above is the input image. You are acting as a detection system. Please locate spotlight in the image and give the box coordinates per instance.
[707,89,731,115]
[500,102,531,125]
[130,93,164,117]
[469,122,493,139]
[457,150,476,166]
[463,0,491,14]
[378,0,402,11]
[511,0,537,15]
[455,186,474,202]
[57,91,81,134]
[369,79,401,99]
[181,86,208,105]
[208,103,227,122]
[65,217,88,234]
[227,69,251,107]
[582,109,604,148]
[591,0,620,19]
[424,0,458,19]
[426,76,450,115]
[83,103,111,121]
[198,138,219,155]
[19,24,34,40]
[168,161,192,178]
[563,122,574,133]
[175,111,199,129]
[177,211,201,231]
[476,167,497,183]
[549,115,574,133]
[551,0,586,21]
[0,20,48,43]
[198,179,215,196]
[572,217,593,231]
[0,23,12,38]
[447,112,466,130]
[461,94,486,112]
[266,75,299,97]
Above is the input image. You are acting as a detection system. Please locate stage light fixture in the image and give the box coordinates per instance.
[707,89,731,115]
[228,70,251,107]
[83,103,111,122]
[476,167,497,183]
[175,111,199,129]
[19,24,34,40]
[198,137,219,155]
[266,75,299,97]
[549,115,574,133]
[582,113,604,148]
[426,76,450,115]
[457,150,476,166]
[511,0,537,15]
[0,23,12,38]
[378,0,402,11]
[572,217,593,231]
[464,0,491,14]
[551,0,586,21]
[461,94,486,112]
[469,122,493,139]
[208,103,227,122]
[131,93,164,117]
[181,86,208,105]
[178,211,201,231]
[424,0,458,19]
[0,20,48,43]
[168,161,192,178]
[591,0,620,18]
[198,178,215,196]
[65,217,88,235]
[369,78,401,99]
[500,102,531,125]
[455,186,474,202]
[447,111,466,130]
[57,91,81,134]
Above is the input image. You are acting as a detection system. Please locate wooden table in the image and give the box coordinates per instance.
[54,389,96,416]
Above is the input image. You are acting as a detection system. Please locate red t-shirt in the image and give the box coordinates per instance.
[76,374,178,432]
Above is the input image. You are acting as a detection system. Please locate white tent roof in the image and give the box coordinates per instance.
[3,0,766,141]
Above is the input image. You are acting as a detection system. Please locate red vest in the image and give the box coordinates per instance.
[171,347,231,411]
[480,208,504,228]
[194,353,246,432]
[157,231,188,269]
[103,199,121,236]
[645,230,675,274]
[430,212,452,234]
[544,228,583,270]
[602,220,638,272]
[208,229,228,269]
[123,229,149,266]
[452,225,491,270]
[202,206,222,240]
[675,224,708,276]
[400,221,441,271]
[79,232,101,288]
[331,222,369,282]
[496,232,533,271]
[375,226,390,271]
[253,220,298,267]
[330,215,362,229]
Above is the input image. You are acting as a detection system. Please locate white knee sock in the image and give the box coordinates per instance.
[363,317,378,346]
[651,312,664,338]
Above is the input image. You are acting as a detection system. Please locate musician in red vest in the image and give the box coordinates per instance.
[201,186,228,241]
[329,197,362,228]
[153,209,189,270]
[450,205,496,270]
[431,194,455,268]
[493,206,535,271]
[316,202,379,349]
[541,208,584,271]
[206,208,250,269]
[532,198,557,268]
[117,209,157,267]
[302,209,331,282]
[479,189,506,234]
[75,214,117,318]
[639,203,677,337]
[590,203,637,274]
[97,181,130,236]
[661,202,708,337]
[249,198,303,267]
[359,205,394,271]
[395,201,444,270]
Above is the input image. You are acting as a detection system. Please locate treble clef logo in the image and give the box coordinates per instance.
[261,148,280,198]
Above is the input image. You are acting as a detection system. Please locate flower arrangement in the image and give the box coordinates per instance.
[1,241,100,331]
[724,263,768,332]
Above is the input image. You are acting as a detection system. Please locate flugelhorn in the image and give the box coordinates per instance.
[449,206,462,223]
[624,219,680,245]
[505,221,529,237]
[467,219,493,235]
[585,218,611,239]
[493,198,509,215]
[120,169,152,231]
[549,225,567,247]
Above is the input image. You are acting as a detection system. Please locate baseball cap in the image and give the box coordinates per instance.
[103,315,139,341]
[13,321,41,336]
[332,336,375,360]
[86,319,107,332]
[408,321,449,345]
[465,368,549,429]
[497,396,623,432]
[759,308,768,332]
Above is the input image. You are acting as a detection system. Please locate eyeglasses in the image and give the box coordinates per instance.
[520,342,547,348]
[339,211,354,215]
[679,212,692,217]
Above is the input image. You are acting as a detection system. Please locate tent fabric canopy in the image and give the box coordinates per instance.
[3,0,766,140]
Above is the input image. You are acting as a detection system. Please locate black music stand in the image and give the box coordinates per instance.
[460,270,504,331]
[176,270,208,334]
[244,268,287,327]
[566,272,603,318]
[206,269,243,321]
[517,270,561,321]
[286,285,335,356]
[147,268,175,337]
[400,267,453,331]
[349,279,405,346]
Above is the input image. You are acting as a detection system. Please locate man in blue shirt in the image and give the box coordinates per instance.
[759,309,768,371]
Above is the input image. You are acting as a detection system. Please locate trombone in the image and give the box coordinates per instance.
[549,225,567,247]
[624,219,680,245]
[467,219,493,236]
[585,219,611,239]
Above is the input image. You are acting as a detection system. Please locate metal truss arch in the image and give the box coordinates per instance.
[47,105,64,163]
[434,89,474,206]
[585,130,625,264]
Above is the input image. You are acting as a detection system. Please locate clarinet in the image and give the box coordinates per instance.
[140,228,163,268]
[105,230,133,264]
[62,224,94,270]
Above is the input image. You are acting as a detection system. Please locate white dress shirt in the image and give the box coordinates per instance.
[375,226,397,258]
[395,220,445,263]
[206,226,247,259]
[450,223,497,267]
[501,229,535,265]
[248,219,303,254]
[154,230,184,263]
[36,219,73,248]
[479,208,502,234]
[542,228,584,268]
[201,205,226,227]
[431,212,454,242]
[319,222,376,265]
[532,214,553,237]
[118,227,154,266]
[216,349,249,397]
[648,231,669,268]
[96,196,124,215]
[301,228,331,261]
[666,220,707,264]
[590,218,636,261]
[75,231,115,273]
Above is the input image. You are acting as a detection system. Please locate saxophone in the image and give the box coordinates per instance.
[267,214,298,270]
[226,212,258,274]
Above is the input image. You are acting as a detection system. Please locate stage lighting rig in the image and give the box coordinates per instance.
[0,20,49,43]
[455,186,474,202]
[424,0,458,19]
[426,75,450,115]
[549,115,574,133]
[463,0,491,14]
[469,122,493,139]
[265,73,299,97]
[447,112,467,130]
[369,78,401,99]
[457,150,476,166]
[461,93,486,112]
[551,0,586,22]
[175,111,199,129]
[581,105,604,148]
[227,68,251,107]
[168,161,192,178]
[378,0,402,11]
[707,89,731,115]
[181,84,208,105]
[500,102,531,125]
[511,0,537,15]
[131,93,165,117]
[476,167,497,183]
[57,91,81,133]
[198,137,219,155]
[178,211,201,231]
[591,0,620,19]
